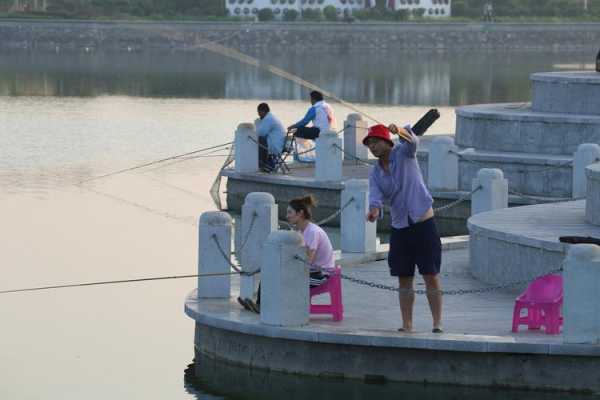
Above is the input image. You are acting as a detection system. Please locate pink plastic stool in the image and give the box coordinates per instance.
[511,274,563,335]
[310,266,344,321]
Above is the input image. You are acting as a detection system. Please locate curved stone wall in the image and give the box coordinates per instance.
[531,72,600,116]
[586,163,600,226]
[457,151,573,197]
[455,104,600,155]
[468,200,600,285]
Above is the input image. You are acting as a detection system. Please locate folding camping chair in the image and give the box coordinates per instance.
[270,129,297,174]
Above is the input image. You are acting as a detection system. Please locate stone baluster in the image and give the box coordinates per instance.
[341,179,376,253]
[260,231,309,327]
[343,113,369,161]
[471,168,508,216]
[563,244,600,344]
[238,192,278,301]
[315,130,343,182]
[235,123,258,174]
[572,143,600,199]
[428,136,459,191]
[197,211,232,299]
[586,164,600,226]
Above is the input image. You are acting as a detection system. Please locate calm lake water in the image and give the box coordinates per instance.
[0,47,593,399]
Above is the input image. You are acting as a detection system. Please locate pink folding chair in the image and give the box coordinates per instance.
[310,266,344,321]
[512,274,563,335]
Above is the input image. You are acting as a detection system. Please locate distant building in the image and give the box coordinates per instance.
[10,0,47,12]
[388,0,451,18]
[225,0,451,19]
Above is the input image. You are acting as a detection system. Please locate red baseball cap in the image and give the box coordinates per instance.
[363,124,394,147]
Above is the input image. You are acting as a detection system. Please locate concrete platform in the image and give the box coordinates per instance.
[468,200,600,285]
[185,247,600,393]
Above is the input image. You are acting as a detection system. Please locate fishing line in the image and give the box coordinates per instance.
[191,39,383,125]
[0,272,236,294]
[77,141,233,185]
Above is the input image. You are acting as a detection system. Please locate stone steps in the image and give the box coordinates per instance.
[531,71,600,116]
[455,103,600,155]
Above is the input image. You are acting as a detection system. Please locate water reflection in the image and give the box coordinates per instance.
[184,354,592,400]
[0,50,590,105]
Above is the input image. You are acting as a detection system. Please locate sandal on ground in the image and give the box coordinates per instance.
[397,328,413,333]
[245,299,260,314]
[432,328,443,333]
[237,297,252,311]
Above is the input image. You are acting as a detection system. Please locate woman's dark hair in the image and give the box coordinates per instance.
[310,91,323,103]
[257,102,270,113]
[289,195,317,220]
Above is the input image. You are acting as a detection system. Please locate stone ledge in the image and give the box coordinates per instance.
[467,201,597,252]
[531,71,600,84]
[468,201,600,285]
[185,290,600,357]
[455,104,600,156]
[456,103,600,123]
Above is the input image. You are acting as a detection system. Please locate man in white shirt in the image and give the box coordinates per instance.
[288,91,336,140]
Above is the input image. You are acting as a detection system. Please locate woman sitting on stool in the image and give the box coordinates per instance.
[287,195,335,288]
[239,195,335,313]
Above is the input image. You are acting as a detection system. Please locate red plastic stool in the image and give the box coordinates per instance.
[512,274,563,335]
[310,266,344,321]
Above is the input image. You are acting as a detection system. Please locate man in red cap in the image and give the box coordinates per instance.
[364,123,443,334]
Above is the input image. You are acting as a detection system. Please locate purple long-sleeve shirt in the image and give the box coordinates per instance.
[368,130,433,229]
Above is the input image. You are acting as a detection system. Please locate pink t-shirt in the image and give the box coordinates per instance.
[302,222,335,272]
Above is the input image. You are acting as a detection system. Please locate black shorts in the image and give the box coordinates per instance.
[294,127,320,140]
[388,218,441,277]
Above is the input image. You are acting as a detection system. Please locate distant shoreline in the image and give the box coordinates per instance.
[1,19,599,52]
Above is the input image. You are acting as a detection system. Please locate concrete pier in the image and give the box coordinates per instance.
[186,246,600,393]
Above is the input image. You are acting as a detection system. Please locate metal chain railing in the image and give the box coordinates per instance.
[294,254,564,296]
[332,143,372,166]
[345,265,564,296]
[314,197,355,226]
[231,212,258,257]
[211,233,260,277]
[507,188,584,203]
[433,185,482,213]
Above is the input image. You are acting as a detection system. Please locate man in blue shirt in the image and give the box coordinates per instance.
[256,103,285,172]
[364,124,443,334]
[288,91,336,140]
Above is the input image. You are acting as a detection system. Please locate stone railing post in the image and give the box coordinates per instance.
[428,136,459,191]
[234,123,258,173]
[341,179,376,253]
[573,143,600,199]
[471,168,508,216]
[563,244,600,344]
[198,211,232,299]
[260,231,309,327]
[238,192,278,300]
[315,130,343,182]
[586,163,600,226]
[343,113,369,161]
